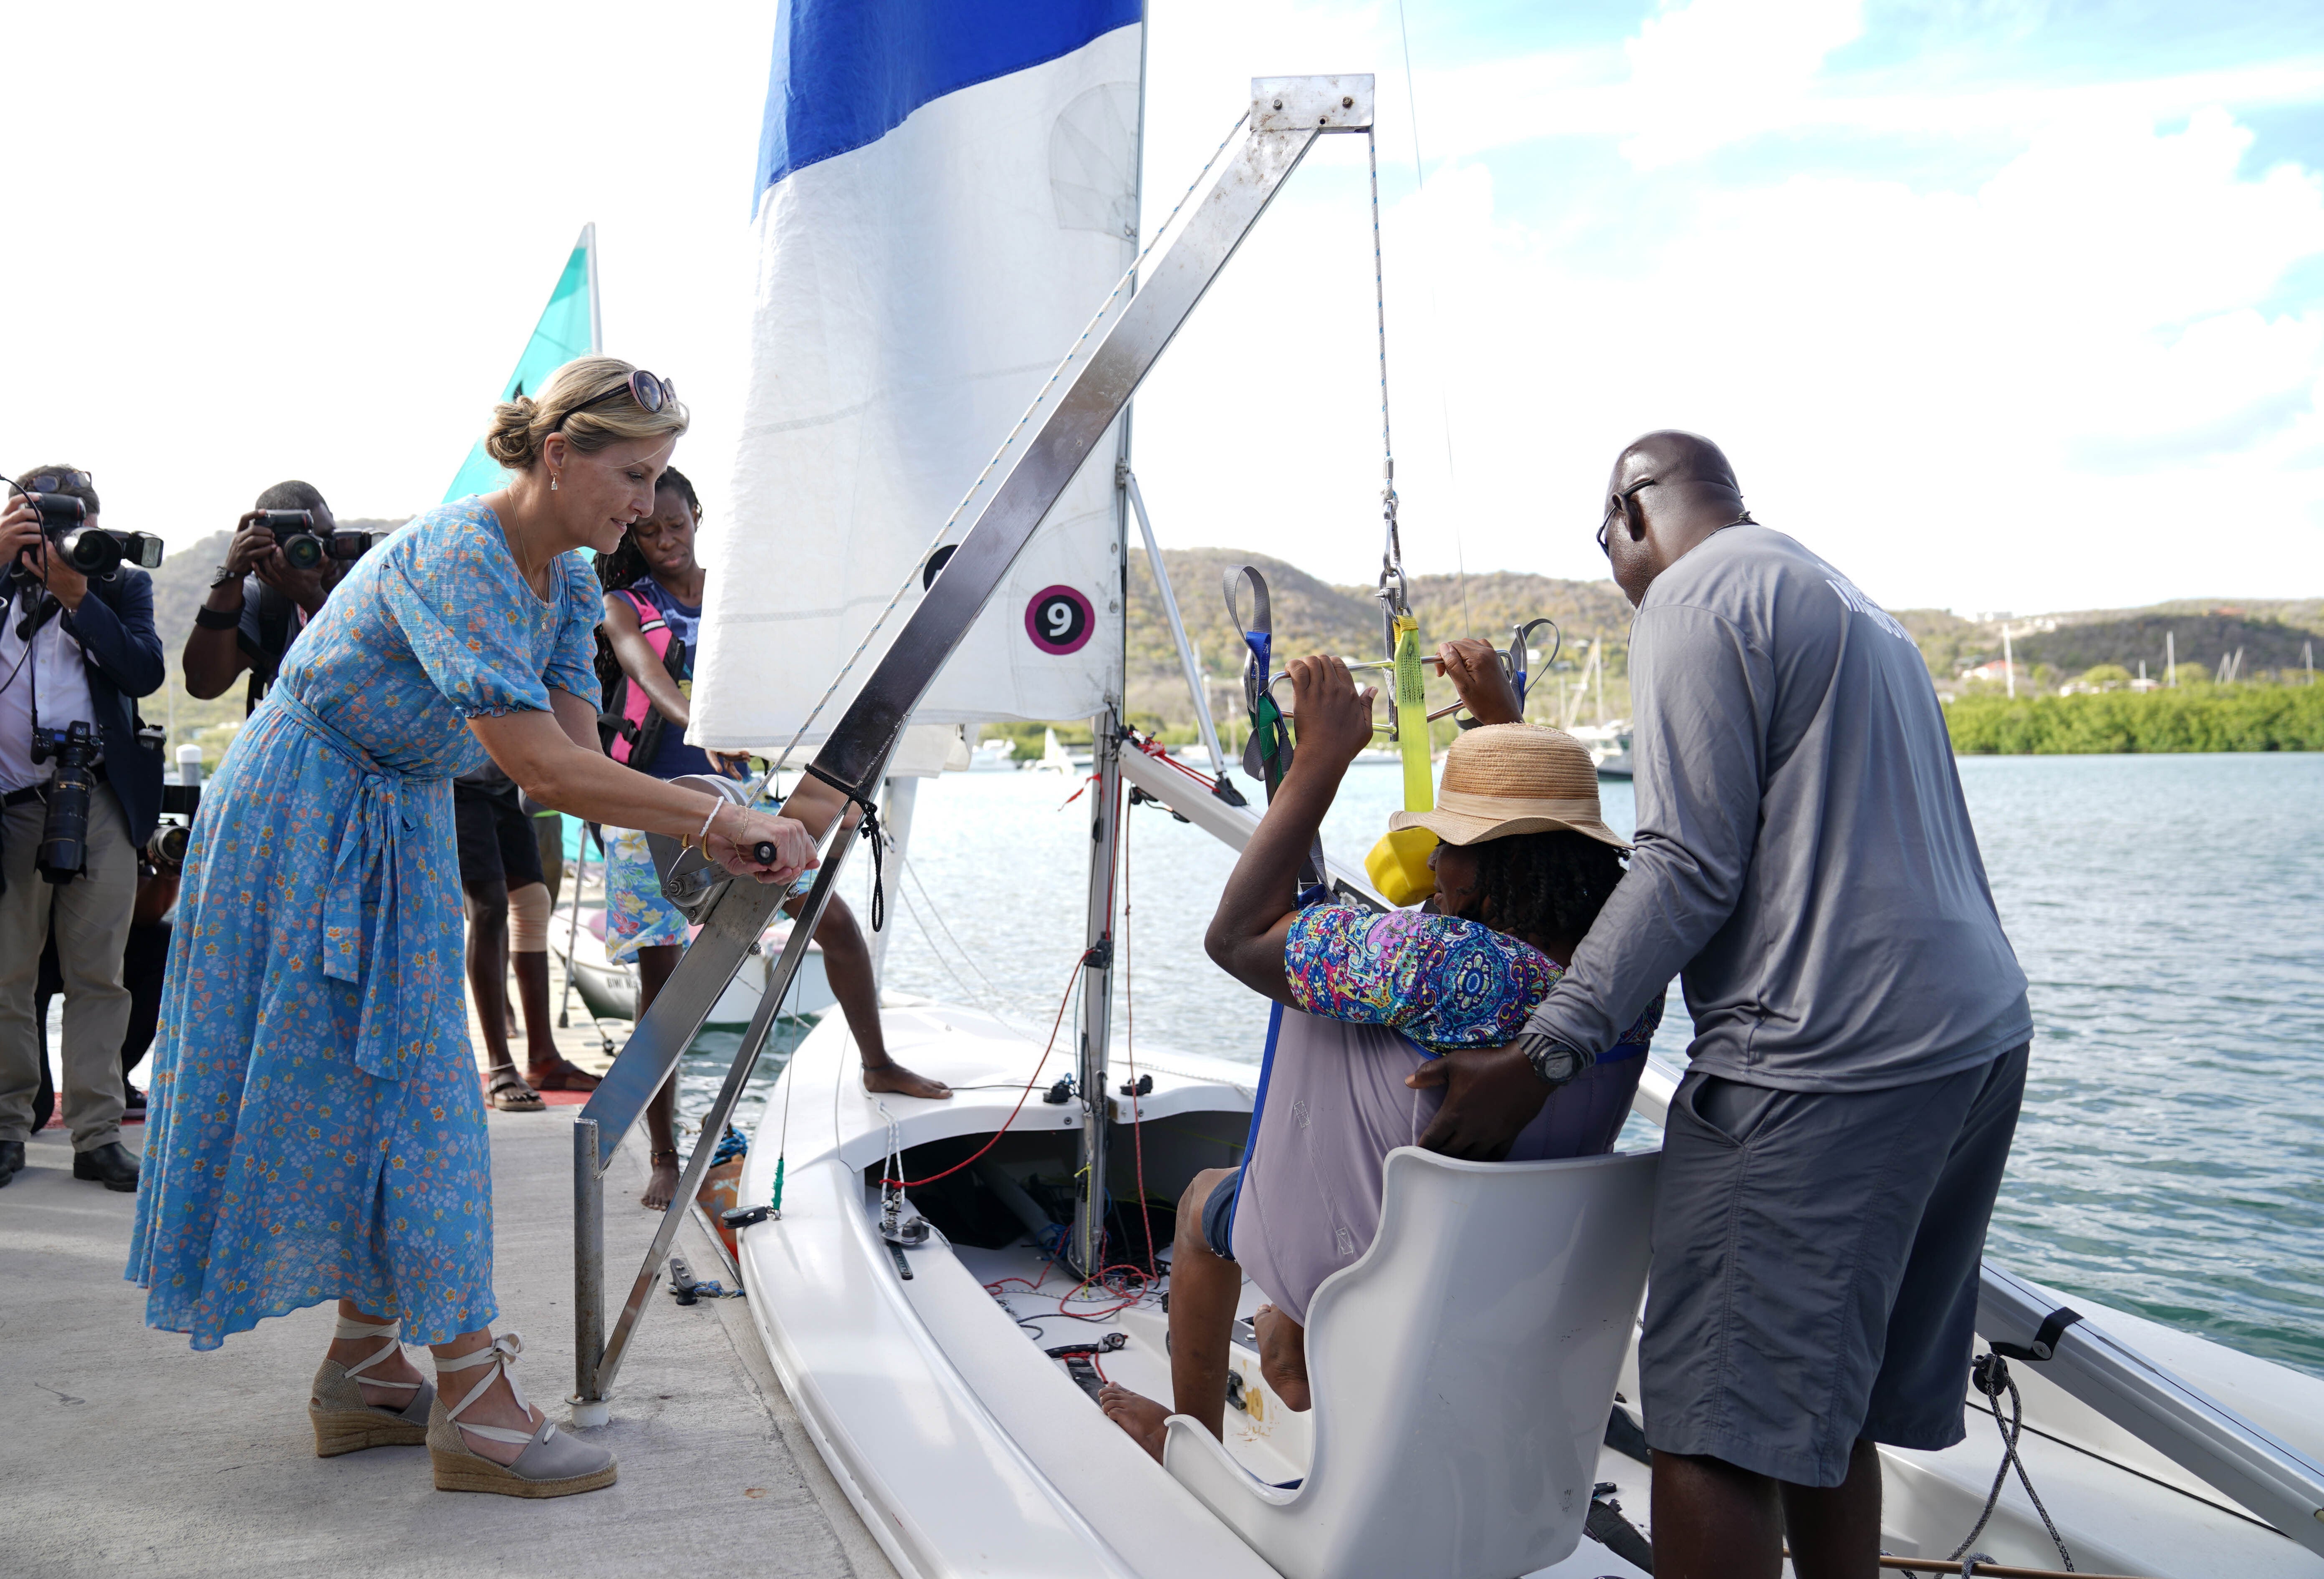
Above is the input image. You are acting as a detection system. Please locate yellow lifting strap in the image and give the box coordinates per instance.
[1364,613,1440,907]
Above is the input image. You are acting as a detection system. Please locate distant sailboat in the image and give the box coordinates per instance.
[443,223,601,502]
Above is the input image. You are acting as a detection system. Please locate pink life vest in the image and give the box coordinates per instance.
[601,586,682,767]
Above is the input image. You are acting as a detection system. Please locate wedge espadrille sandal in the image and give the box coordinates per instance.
[427,1332,616,1498]
[309,1315,435,1457]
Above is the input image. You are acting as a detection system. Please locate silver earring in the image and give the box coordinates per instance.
[550,475,559,492]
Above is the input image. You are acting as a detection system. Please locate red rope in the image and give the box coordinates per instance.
[881,956,1082,1189]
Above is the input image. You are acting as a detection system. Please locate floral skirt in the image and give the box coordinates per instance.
[604,826,688,958]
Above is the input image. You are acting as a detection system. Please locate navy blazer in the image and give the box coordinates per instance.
[8,565,166,845]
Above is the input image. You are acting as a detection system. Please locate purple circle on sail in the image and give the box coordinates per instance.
[1025,585,1094,655]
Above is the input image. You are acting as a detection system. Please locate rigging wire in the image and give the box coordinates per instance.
[880,955,1082,1189]
[1122,786,1158,1279]
[1393,0,1473,639]
[743,106,1255,799]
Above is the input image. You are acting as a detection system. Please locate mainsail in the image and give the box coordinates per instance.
[691,0,1144,754]
[443,224,601,502]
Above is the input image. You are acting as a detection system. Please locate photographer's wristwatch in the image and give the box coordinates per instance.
[208,563,243,591]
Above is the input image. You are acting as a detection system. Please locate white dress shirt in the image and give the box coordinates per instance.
[0,576,98,792]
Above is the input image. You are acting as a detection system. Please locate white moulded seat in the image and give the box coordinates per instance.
[1162,1145,1660,1579]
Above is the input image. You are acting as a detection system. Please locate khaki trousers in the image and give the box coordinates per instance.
[0,783,136,1150]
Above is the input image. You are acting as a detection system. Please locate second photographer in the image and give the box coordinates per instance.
[182,481,365,713]
[0,467,165,1193]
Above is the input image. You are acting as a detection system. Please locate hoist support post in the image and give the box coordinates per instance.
[567,72,1374,1415]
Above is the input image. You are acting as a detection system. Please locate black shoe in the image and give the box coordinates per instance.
[124,1084,147,1116]
[0,1140,23,1188]
[72,1141,140,1193]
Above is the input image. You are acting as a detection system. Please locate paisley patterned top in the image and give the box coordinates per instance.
[128,499,601,1351]
[1283,902,1661,1057]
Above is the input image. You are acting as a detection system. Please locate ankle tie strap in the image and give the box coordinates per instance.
[333,1314,420,1393]
[437,1331,539,1446]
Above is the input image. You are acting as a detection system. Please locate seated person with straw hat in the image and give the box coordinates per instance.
[1099,654,1659,1461]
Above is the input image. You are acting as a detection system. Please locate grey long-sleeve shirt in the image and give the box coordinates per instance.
[1528,525,2029,1092]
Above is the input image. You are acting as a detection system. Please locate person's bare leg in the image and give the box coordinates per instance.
[429,1328,543,1466]
[796,893,949,1099]
[636,944,682,1209]
[1781,1436,1884,1579]
[1651,1449,1785,1579]
[1099,1166,1240,1462]
[510,951,560,1075]
[464,880,523,1090]
[1251,1303,1311,1412]
[327,1298,427,1408]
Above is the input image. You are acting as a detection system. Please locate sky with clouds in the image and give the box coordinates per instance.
[6,0,2321,615]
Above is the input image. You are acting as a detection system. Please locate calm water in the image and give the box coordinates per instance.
[679,752,2324,1379]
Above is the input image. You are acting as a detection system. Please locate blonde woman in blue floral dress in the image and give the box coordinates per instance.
[129,358,822,1499]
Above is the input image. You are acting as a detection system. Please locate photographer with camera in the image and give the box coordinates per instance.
[0,467,166,1193]
[183,481,368,713]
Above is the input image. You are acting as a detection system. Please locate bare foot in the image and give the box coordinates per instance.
[1098,1383,1172,1463]
[1253,1304,1312,1413]
[641,1158,680,1211]
[326,1333,429,1411]
[863,1060,952,1100]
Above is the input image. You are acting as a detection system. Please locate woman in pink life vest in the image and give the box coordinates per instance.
[596,469,950,1210]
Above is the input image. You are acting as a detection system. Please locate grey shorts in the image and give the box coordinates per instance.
[1639,1044,2029,1487]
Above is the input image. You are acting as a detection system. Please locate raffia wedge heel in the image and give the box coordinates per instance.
[310,1314,435,1457]
[427,1332,616,1498]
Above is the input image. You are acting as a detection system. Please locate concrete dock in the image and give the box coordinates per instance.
[3,938,895,1579]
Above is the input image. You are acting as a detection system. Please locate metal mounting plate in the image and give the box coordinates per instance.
[1251,74,1374,133]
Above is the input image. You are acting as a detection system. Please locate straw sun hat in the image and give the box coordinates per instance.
[1386,723,1627,850]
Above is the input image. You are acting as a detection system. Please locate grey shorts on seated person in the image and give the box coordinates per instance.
[1639,1043,2029,1488]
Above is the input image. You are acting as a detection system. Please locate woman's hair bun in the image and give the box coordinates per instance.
[484,393,544,468]
[474,357,688,478]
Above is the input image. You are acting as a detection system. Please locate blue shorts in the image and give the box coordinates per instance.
[1201,1166,1243,1261]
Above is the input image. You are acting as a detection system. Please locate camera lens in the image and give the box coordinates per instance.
[58,528,124,576]
[281,532,326,571]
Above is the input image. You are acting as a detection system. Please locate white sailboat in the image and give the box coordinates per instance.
[562,15,2324,1579]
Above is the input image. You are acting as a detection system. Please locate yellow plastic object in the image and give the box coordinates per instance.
[1361,613,1441,907]
[1365,826,1438,907]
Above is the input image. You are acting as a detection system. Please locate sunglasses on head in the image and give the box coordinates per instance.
[25,470,93,494]
[552,370,676,431]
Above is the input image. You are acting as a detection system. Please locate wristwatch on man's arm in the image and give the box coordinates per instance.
[1513,1008,1596,1088]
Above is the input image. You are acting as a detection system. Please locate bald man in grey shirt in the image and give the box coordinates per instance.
[1415,432,2031,1579]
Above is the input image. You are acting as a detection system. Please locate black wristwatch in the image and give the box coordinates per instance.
[1514,1028,1594,1088]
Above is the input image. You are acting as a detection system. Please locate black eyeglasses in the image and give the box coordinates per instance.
[25,470,93,494]
[1598,478,1657,556]
[552,370,677,431]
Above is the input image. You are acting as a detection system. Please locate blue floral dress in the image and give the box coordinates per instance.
[128,500,603,1350]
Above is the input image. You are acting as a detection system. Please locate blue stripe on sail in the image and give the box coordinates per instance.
[754,0,1141,210]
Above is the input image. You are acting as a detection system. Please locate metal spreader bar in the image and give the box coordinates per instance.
[571,74,1378,1416]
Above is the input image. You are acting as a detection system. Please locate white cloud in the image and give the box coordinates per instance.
[2,0,2318,618]
[1128,0,2324,613]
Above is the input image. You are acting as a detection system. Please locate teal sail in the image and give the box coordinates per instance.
[444,224,600,501]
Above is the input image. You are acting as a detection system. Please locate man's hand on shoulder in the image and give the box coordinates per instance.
[1407,1044,1551,1160]
[1437,638,1523,726]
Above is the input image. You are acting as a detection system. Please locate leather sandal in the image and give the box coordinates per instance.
[487,1068,546,1112]
[428,1332,616,1498]
[525,1059,601,1092]
[310,1315,434,1456]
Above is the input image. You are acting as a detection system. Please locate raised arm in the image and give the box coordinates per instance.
[1203,655,1376,1001]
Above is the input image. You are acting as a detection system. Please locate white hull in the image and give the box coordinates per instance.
[562,916,836,1027]
[734,1006,2324,1579]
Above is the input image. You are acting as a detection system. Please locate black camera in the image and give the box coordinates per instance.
[258,510,373,571]
[27,492,165,576]
[28,719,98,884]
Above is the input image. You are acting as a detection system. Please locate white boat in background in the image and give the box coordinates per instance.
[1566,719,1634,780]
[562,17,2324,1579]
[559,906,836,1027]
[1031,726,1089,774]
